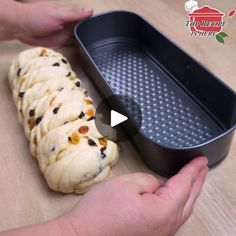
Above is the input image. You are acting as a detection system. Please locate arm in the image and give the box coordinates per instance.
[0,0,93,46]
[0,217,75,236]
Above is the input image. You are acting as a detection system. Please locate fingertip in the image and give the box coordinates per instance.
[76,7,93,19]
[59,6,93,22]
[82,8,93,15]
[180,156,208,176]
[199,156,209,165]
[191,156,208,166]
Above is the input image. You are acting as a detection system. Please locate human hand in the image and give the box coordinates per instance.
[16,1,93,46]
[61,157,208,236]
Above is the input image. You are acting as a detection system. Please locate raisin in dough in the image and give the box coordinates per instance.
[38,119,118,194]
[9,47,119,194]
[21,75,85,116]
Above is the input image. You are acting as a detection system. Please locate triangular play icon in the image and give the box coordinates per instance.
[110,110,128,127]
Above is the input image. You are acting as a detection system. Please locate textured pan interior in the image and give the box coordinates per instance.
[89,40,223,148]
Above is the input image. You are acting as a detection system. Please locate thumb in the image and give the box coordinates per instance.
[55,5,93,22]
[155,157,208,207]
[120,173,162,195]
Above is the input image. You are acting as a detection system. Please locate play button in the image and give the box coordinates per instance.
[111,110,128,127]
[95,95,142,142]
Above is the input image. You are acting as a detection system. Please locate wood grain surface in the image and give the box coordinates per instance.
[0,0,235,235]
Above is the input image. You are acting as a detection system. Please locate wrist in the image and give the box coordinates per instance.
[55,215,78,236]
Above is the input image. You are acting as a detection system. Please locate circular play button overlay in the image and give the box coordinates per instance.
[95,95,142,142]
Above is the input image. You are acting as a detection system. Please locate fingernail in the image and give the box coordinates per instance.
[82,8,93,13]
[198,156,209,166]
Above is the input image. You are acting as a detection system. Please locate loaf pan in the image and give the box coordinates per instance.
[74,11,236,177]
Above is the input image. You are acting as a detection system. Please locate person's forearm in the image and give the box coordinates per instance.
[0,216,76,236]
[0,0,24,40]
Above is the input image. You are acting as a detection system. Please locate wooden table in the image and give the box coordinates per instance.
[0,0,235,235]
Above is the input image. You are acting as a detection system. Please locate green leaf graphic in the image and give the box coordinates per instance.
[219,32,228,38]
[216,34,224,44]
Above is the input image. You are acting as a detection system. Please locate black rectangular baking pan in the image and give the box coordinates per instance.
[74,11,236,177]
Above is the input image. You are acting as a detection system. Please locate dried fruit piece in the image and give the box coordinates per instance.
[49,96,56,106]
[29,109,35,117]
[57,87,64,92]
[78,111,85,119]
[75,81,81,87]
[61,58,68,64]
[86,108,95,117]
[52,63,60,66]
[19,77,25,86]
[18,92,25,98]
[85,98,92,105]
[53,107,60,114]
[69,76,76,81]
[66,72,71,77]
[33,135,37,145]
[69,132,80,144]
[101,153,106,159]
[98,138,107,146]
[87,116,95,121]
[28,117,35,130]
[100,147,106,159]
[88,139,97,146]
[40,48,47,56]
[78,126,89,134]
[35,116,42,125]
[17,68,22,77]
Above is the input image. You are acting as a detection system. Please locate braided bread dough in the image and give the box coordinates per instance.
[9,47,119,194]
